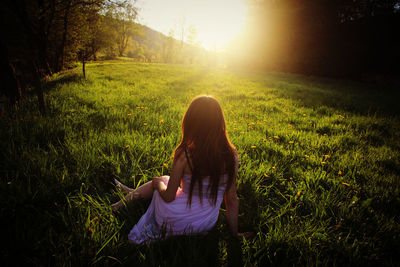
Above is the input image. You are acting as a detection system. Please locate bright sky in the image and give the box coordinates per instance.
[135,0,248,51]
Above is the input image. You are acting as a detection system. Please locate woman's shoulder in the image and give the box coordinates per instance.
[230,148,239,166]
[173,147,193,175]
[233,150,239,160]
[227,145,238,157]
[173,148,187,164]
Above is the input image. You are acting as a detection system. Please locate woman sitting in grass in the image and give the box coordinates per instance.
[111,95,240,244]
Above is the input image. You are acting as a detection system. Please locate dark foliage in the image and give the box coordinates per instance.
[234,0,400,84]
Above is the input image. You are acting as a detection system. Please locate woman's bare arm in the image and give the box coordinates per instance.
[224,186,239,236]
[224,154,239,236]
[153,151,185,202]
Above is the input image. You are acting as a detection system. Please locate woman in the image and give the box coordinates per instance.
[111,95,239,244]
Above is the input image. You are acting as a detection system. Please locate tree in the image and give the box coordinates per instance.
[75,2,107,78]
[133,46,145,61]
[1,0,135,114]
[1,0,63,114]
[109,2,138,57]
[162,29,177,63]
[185,25,198,64]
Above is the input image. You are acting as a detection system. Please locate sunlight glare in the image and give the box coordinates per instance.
[136,0,248,51]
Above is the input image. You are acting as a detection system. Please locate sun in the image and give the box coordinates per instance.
[137,0,248,51]
[193,0,247,51]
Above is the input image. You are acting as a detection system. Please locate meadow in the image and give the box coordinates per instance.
[1,59,399,266]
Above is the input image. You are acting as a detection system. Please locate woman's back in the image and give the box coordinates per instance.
[154,173,228,231]
[181,173,227,199]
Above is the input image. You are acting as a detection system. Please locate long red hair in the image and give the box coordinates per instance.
[174,95,237,206]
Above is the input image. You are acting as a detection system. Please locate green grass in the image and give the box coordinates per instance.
[1,60,399,266]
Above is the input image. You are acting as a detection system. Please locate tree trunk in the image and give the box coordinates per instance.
[0,42,21,106]
[82,49,86,79]
[82,58,86,79]
[32,61,46,115]
[58,0,72,71]
[9,63,22,102]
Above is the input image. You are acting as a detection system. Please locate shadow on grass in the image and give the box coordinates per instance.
[259,73,400,117]
[118,229,244,267]
[113,199,243,266]
[43,71,85,94]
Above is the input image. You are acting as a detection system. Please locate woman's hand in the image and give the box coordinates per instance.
[152,177,166,192]
[111,201,123,211]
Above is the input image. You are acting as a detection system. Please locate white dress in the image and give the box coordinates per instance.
[128,173,228,244]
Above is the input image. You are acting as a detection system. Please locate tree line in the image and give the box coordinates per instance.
[0,0,215,114]
[128,22,210,66]
[1,0,139,114]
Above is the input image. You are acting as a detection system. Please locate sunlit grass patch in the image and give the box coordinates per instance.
[1,60,399,265]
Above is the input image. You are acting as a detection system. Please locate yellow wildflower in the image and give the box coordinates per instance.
[90,217,99,224]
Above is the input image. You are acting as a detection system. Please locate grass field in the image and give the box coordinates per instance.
[1,59,400,266]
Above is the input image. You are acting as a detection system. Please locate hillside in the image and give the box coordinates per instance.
[127,23,207,64]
